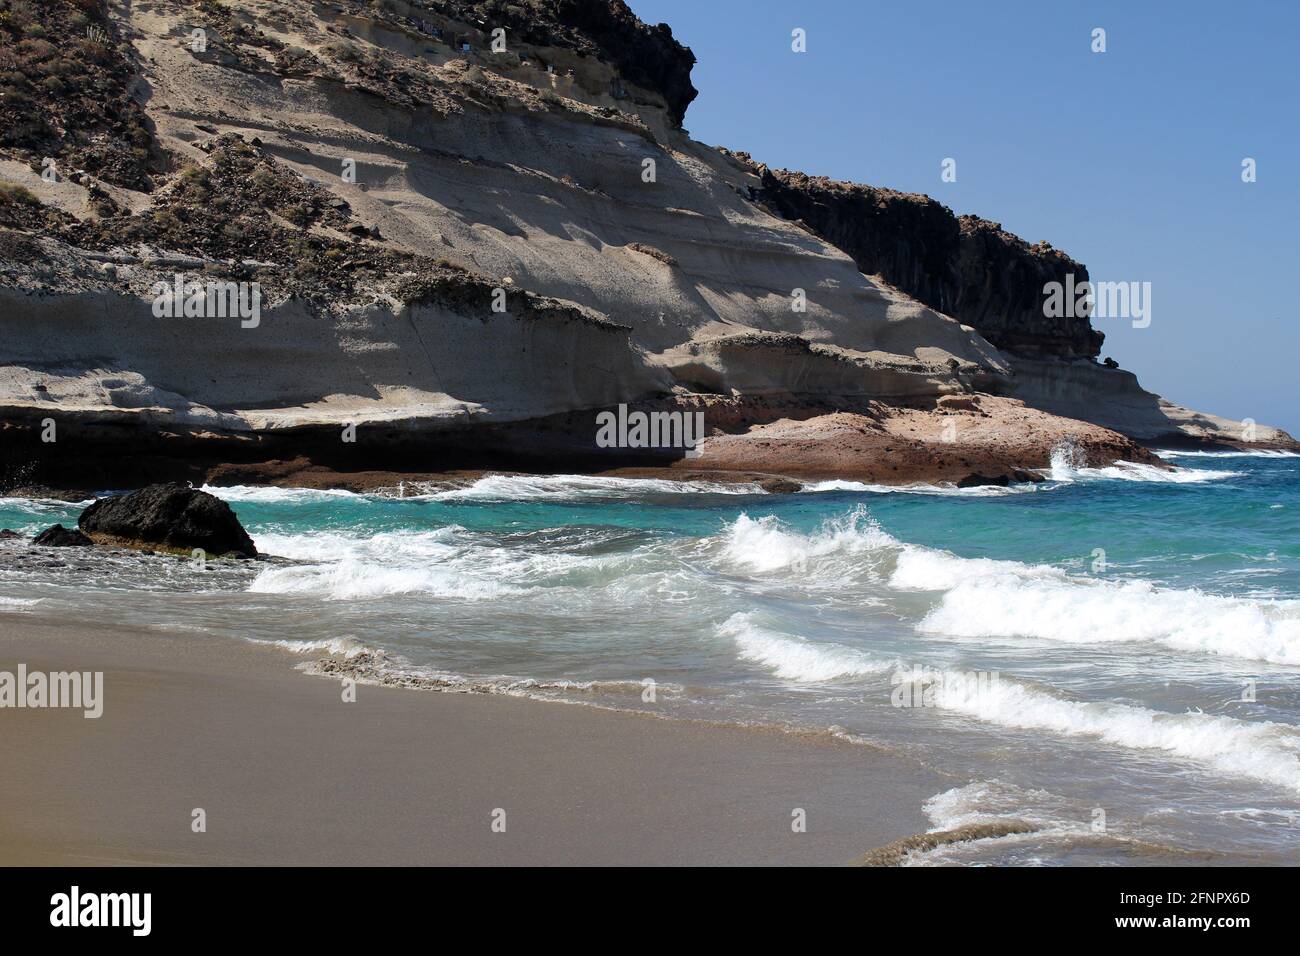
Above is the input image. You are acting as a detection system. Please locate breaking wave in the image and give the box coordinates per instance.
[728,619,1300,792]
[1049,444,1239,483]
[416,474,764,500]
[1157,449,1300,459]
[720,612,896,681]
[201,484,369,504]
[892,548,1300,666]
[717,505,897,575]
[932,673,1300,794]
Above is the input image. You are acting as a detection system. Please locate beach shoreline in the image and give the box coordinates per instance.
[0,615,945,866]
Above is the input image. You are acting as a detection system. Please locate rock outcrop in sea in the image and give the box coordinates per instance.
[78,484,258,557]
[0,0,1292,491]
[32,524,93,547]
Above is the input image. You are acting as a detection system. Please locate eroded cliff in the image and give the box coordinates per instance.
[755,167,1103,361]
[0,0,1289,490]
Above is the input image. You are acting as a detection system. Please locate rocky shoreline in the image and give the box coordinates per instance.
[2,0,1294,497]
[0,388,1214,500]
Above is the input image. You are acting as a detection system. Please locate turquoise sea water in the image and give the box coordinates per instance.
[2,450,1298,864]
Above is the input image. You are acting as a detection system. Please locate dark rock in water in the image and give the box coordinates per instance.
[957,469,1046,488]
[78,483,257,557]
[758,477,802,494]
[0,529,22,539]
[32,524,93,547]
[1009,468,1046,484]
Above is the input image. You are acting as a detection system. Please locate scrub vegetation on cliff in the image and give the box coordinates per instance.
[0,0,159,190]
[0,0,1291,498]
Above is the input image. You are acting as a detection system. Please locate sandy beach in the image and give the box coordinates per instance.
[0,617,943,866]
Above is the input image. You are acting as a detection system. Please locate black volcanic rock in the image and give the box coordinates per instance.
[956,469,1045,488]
[758,477,803,494]
[956,473,1009,488]
[434,0,698,125]
[78,484,257,557]
[32,524,92,547]
[756,168,1103,361]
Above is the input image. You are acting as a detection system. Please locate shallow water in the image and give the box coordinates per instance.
[3,448,1299,865]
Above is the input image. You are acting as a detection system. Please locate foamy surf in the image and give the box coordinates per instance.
[717,505,897,575]
[721,612,896,681]
[800,479,1043,497]
[0,596,41,611]
[201,484,371,504]
[722,610,1300,792]
[420,474,765,500]
[892,546,1300,666]
[300,649,686,703]
[934,674,1300,794]
[1048,445,1239,483]
[263,635,371,657]
[1157,449,1300,459]
[249,557,523,600]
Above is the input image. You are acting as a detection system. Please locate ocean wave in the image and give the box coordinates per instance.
[262,635,371,656]
[421,474,764,501]
[0,596,41,611]
[1071,461,1241,483]
[723,612,1300,791]
[933,673,1300,794]
[712,506,1300,666]
[721,612,896,681]
[923,780,1084,834]
[717,505,897,575]
[249,558,522,600]
[253,527,464,563]
[893,548,1300,666]
[246,526,688,601]
[201,484,371,504]
[800,479,1042,497]
[300,649,684,700]
[1157,449,1300,459]
[1048,445,1239,483]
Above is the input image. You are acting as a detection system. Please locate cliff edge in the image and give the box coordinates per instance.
[0,0,1290,491]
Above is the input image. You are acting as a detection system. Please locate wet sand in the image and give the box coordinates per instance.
[0,617,942,865]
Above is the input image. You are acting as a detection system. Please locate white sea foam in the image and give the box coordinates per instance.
[717,506,897,574]
[724,608,1300,791]
[264,635,371,656]
[1157,449,1300,459]
[1048,445,1239,483]
[250,560,520,600]
[800,479,1041,497]
[246,526,681,601]
[253,527,464,563]
[424,474,764,501]
[890,547,1065,592]
[922,780,1081,833]
[248,527,524,599]
[891,546,1300,666]
[933,674,1300,794]
[1078,461,1241,483]
[201,484,369,504]
[0,596,41,610]
[720,612,895,681]
[715,507,1300,667]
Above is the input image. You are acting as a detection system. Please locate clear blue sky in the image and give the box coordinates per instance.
[632,0,1299,434]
